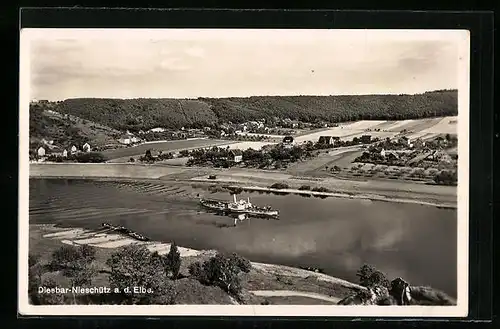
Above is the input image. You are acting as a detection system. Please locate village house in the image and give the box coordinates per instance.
[70,145,78,154]
[37,146,46,157]
[118,135,132,145]
[148,127,166,133]
[318,136,340,145]
[62,149,68,157]
[82,143,91,153]
[229,149,243,163]
[282,136,295,149]
[426,150,453,163]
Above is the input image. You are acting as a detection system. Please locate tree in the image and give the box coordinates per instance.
[229,252,252,273]
[189,252,252,296]
[106,244,176,305]
[356,264,390,289]
[49,244,96,283]
[37,278,65,305]
[165,242,181,280]
[28,253,43,305]
[49,244,98,303]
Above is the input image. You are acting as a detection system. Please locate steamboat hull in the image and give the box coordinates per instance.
[199,199,279,218]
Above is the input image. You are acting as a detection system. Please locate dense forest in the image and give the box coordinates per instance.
[34,90,458,132]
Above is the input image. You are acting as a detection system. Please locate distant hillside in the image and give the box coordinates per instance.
[29,102,121,149]
[40,90,458,132]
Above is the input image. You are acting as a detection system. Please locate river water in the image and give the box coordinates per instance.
[29,178,457,297]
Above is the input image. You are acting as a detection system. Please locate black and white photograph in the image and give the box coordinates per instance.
[19,28,469,316]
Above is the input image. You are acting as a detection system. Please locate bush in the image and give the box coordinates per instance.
[298,185,311,190]
[106,245,176,304]
[189,253,252,297]
[49,244,97,286]
[72,152,107,163]
[433,170,458,186]
[312,187,331,193]
[269,183,289,190]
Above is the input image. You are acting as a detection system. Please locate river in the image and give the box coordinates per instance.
[29,178,457,297]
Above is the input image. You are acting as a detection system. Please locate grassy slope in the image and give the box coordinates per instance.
[29,104,121,150]
[51,90,458,131]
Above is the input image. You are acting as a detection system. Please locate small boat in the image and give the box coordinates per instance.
[100,223,150,241]
[128,231,150,241]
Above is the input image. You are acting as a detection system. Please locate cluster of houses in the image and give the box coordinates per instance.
[118,131,142,145]
[35,140,92,160]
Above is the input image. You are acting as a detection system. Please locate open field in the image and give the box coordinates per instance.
[236,132,285,139]
[225,141,277,150]
[294,116,457,144]
[107,141,276,163]
[286,147,363,176]
[101,138,233,160]
[420,116,458,135]
[96,116,456,165]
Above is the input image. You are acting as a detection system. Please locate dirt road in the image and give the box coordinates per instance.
[250,290,341,304]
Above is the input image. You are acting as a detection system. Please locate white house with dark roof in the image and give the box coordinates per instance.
[82,143,91,152]
[118,135,132,145]
[70,145,77,154]
[229,149,243,163]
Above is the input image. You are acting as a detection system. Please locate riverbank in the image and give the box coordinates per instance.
[29,224,363,305]
[29,163,457,208]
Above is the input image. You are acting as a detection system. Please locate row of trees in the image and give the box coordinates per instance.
[186,145,311,169]
[29,241,252,305]
[44,91,457,131]
[43,152,108,163]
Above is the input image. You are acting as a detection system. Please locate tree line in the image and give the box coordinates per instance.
[36,90,457,132]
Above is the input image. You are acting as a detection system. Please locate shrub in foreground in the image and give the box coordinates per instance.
[189,252,252,296]
[106,245,176,304]
[269,183,289,190]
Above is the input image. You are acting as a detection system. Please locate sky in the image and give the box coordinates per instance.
[23,29,468,101]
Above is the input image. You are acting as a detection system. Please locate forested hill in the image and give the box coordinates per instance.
[49,90,457,132]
